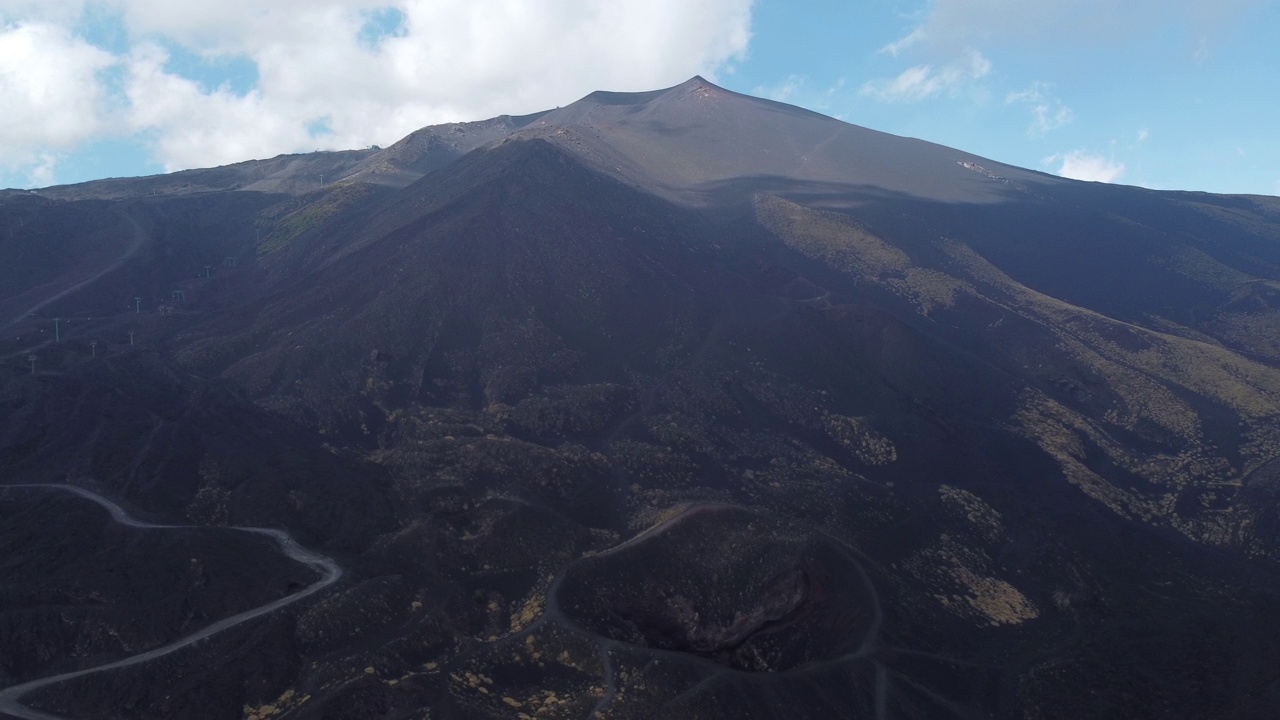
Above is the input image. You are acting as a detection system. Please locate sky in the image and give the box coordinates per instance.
[1,0,1277,195]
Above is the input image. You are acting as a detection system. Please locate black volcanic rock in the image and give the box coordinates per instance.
[0,489,317,686]
[3,77,1280,719]
[555,506,876,672]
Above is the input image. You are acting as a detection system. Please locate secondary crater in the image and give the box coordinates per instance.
[555,506,877,672]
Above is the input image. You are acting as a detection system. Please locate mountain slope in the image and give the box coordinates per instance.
[2,78,1280,719]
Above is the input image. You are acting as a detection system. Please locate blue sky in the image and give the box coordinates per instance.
[1,0,1276,195]
[733,0,1280,193]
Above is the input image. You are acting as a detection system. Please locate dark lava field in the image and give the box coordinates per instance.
[3,77,1280,719]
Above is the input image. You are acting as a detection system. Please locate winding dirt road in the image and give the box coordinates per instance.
[0,484,343,720]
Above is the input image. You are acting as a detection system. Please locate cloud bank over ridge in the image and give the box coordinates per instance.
[0,0,752,185]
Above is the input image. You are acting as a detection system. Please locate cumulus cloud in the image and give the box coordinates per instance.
[0,0,753,183]
[0,21,116,175]
[1045,150,1125,183]
[1137,128,1150,143]
[860,47,990,102]
[121,42,307,170]
[25,153,60,187]
[1005,82,1072,136]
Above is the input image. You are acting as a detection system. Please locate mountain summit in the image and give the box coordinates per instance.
[354,75,1040,207]
[3,79,1280,719]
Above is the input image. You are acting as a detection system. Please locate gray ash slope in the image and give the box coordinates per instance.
[3,77,1280,719]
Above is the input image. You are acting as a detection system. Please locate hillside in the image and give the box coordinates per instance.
[3,77,1280,719]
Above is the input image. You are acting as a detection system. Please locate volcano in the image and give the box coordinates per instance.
[3,77,1280,719]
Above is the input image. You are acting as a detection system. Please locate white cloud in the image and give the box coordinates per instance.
[25,152,59,187]
[1044,150,1126,183]
[1137,128,1150,143]
[861,47,991,102]
[0,0,754,183]
[880,26,925,57]
[755,74,804,102]
[122,42,306,171]
[0,21,115,176]
[1005,82,1072,136]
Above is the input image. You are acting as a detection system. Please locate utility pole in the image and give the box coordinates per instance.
[54,318,60,342]
[135,296,142,314]
[28,355,36,375]
[225,256,238,267]
[128,330,136,346]
[204,265,212,278]
[91,340,98,358]
[172,290,185,303]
